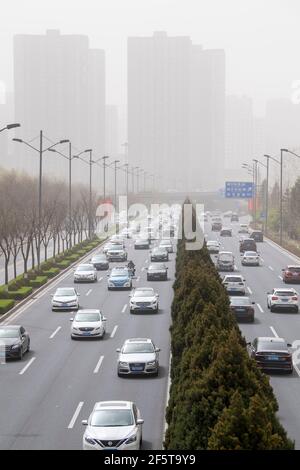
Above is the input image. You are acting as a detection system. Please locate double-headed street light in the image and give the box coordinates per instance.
[0,123,20,133]
[252,159,267,229]
[263,154,280,235]
[13,131,68,268]
[279,149,300,244]
[73,149,94,238]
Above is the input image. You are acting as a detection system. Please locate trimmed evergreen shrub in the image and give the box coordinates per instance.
[29,276,48,288]
[7,287,33,300]
[0,299,15,314]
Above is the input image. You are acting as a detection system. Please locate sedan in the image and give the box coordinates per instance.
[222,275,246,295]
[134,238,150,250]
[248,337,293,373]
[238,224,249,234]
[82,401,144,450]
[52,287,80,311]
[108,267,132,290]
[282,265,300,284]
[220,228,232,237]
[74,264,97,283]
[267,288,299,313]
[0,325,30,360]
[207,240,220,254]
[117,338,160,376]
[70,310,107,339]
[230,296,255,322]
[90,254,109,271]
[159,239,174,253]
[241,251,260,266]
[150,247,169,262]
[147,263,168,281]
[129,287,159,313]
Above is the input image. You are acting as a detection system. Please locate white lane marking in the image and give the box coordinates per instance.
[93,355,104,374]
[247,286,253,295]
[98,277,103,282]
[141,267,145,272]
[122,304,128,313]
[278,275,283,281]
[136,277,140,283]
[270,326,279,338]
[19,357,36,376]
[234,265,237,271]
[257,303,264,313]
[110,325,118,339]
[68,402,84,429]
[50,326,61,339]
[261,257,265,262]
[294,364,300,378]
[145,259,149,264]
[268,266,274,271]
[86,289,92,297]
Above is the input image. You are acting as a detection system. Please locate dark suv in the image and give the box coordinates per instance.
[250,230,264,242]
[239,238,257,253]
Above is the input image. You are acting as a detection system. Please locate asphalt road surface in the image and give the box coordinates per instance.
[0,232,174,450]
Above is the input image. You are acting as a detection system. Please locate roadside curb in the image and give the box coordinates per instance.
[0,238,107,324]
[265,237,300,264]
[163,352,172,449]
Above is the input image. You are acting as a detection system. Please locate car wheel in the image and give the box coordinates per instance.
[270,306,275,313]
[295,308,299,314]
[130,309,134,314]
[18,348,23,361]
[27,341,30,353]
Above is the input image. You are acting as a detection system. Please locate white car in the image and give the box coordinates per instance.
[106,245,128,262]
[74,264,97,283]
[159,239,174,253]
[110,235,126,247]
[241,251,260,266]
[129,287,159,313]
[70,309,107,339]
[238,224,249,234]
[82,401,144,450]
[117,338,160,376]
[51,287,80,311]
[207,240,220,254]
[222,275,246,295]
[267,288,299,313]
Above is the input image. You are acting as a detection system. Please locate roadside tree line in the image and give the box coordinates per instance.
[0,169,99,284]
[165,202,294,450]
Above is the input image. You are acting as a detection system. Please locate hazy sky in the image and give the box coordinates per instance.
[0,0,299,115]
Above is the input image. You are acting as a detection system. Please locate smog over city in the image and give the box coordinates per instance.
[1,0,300,459]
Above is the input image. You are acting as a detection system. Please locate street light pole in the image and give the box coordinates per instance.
[0,123,20,133]
[102,156,109,202]
[263,154,280,237]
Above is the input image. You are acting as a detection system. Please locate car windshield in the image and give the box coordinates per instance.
[219,253,233,260]
[160,240,170,245]
[109,245,123,251]
[149,264,165,270]
[123,343,154,354]
[75,313,100,322]
[288,267,300,273]
[111,271,127,278]
[133,290,154,297]
[77,266,93,272]
[275,291,295,297]
[91,410,134,427]
[154,248,166,253]
[0,329,20,339]
[230,297,251,306]
[225,277,243,283]
[258,341,288,352]
[55,289,75,296]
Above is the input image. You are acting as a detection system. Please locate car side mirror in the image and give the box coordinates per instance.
[82,420,88,426]
[77,293,80,297]
[287,343,292,348]
[246,342,251,346]
[70,318,74,322]
[137,419,144,425]
[51,294,54,297]
[282,269,285,272]
[102,317,107,322]
[155,348,161,352]
[252,302,255,305]
[116,348,121,353]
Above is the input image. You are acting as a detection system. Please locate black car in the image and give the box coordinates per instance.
[250,230,264,242]
[212,222,222,232]
[248,337,293,373]
[90,254,109,271]
[0,325,30,360]
[239,238,257,253]
[147,263,168,281]
[231,213,239,222]
[150,247,169,262]
[230,296,255,322]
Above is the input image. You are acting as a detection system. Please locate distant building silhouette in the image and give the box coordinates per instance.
[128,31,225,192]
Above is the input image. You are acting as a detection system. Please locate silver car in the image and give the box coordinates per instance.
[117,338,160,376]
[129,287,159,313]
[267,288,299,313]
[74,264,97,283]
[82,401,144,450]
[106,244,128,262]
[52,287,80,311]
[222,275,246,295]
[71,309,107,339]
[159,239,174,253]
[241,251,260,266]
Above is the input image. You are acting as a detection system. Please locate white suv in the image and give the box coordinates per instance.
[82,401,144,450]
[129,288,159,313]
[222,275,246,295]
[267,288,299,313]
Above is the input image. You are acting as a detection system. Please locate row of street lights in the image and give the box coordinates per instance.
[243,149,300,245]
[0,124,157,267]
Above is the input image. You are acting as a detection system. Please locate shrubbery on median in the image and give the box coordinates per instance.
[0,299,15,314]
[164,203,294,450]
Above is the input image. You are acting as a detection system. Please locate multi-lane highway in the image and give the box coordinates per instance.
[206,216,300,449]
[0,228,175,450]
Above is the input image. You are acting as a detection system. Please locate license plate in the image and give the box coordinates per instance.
[82,332,91,336]
[236,308,245,312]
[132,367,143,371]
[268,356,279,360]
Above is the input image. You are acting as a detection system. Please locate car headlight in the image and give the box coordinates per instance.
[108,281,114,287]
[84,436,96,446]
[11,344,21,350]
[119,362,129,367]
[125,434,137,444]
[124,282,130,287]
[147,361,156,366]
[72,327,79,331]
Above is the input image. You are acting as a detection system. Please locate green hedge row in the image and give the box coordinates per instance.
[0,236,104,315]
[164,203,294,450]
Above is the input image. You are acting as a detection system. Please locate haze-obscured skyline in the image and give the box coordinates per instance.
[0,0,299,114]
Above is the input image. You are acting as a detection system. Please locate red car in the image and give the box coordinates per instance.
[282,265,300,283]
